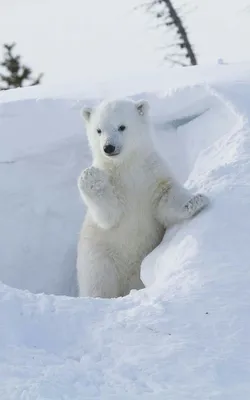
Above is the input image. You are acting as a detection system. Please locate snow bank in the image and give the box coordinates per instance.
[1,64,250,398]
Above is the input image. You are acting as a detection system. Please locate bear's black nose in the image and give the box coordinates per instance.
[104,144,116,155]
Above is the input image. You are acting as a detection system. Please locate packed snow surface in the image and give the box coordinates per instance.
[1,63,250,398]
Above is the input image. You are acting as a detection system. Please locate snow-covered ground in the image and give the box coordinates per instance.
[1,63,250,398]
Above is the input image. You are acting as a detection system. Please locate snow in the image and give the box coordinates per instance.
[1,63,250,398]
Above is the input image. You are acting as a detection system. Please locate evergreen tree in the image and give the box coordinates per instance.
[0,43,43,90]
[139,0,197,66]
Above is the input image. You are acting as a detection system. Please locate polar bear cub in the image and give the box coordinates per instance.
[76,98,209,298]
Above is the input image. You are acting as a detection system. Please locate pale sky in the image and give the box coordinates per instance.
[0,0,250,86]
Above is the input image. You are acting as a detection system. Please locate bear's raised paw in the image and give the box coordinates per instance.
[78,166,109,197]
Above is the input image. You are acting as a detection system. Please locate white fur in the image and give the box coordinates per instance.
[76,98,209,298]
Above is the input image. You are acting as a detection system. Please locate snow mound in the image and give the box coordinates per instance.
[1,65,250,398]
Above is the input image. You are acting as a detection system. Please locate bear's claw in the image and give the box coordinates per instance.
[183,193,210,218]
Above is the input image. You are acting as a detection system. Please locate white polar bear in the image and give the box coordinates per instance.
[76,98,209,298]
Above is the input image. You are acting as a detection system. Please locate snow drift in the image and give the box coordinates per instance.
[1,64,250,399]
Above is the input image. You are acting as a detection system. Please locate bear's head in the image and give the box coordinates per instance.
[81,98,151,165]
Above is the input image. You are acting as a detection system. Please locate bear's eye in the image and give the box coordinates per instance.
[97,128,102,135]
[118,125,126,132]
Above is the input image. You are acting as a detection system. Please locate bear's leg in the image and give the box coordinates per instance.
[77,245,121,298]
[78,166,122,230]
[156,183,209,226]
[126,272,145,294]
[182,193,210,218]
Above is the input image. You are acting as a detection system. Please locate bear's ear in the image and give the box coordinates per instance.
[81,107,93,123]
[135,100,149,116]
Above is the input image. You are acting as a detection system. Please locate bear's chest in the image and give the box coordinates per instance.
[115,171,154,212]
[104,167,166,260]
[111,175,164,260]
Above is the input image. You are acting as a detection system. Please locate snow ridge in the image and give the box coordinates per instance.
[1,65,250,398]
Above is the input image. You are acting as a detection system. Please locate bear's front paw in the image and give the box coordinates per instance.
[183,193,210,218]
[78,166,109,196]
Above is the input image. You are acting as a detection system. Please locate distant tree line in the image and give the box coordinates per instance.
[0,43,43,90]
[0,1,196,92]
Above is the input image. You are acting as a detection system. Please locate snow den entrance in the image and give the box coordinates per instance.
[0,86,238,297]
